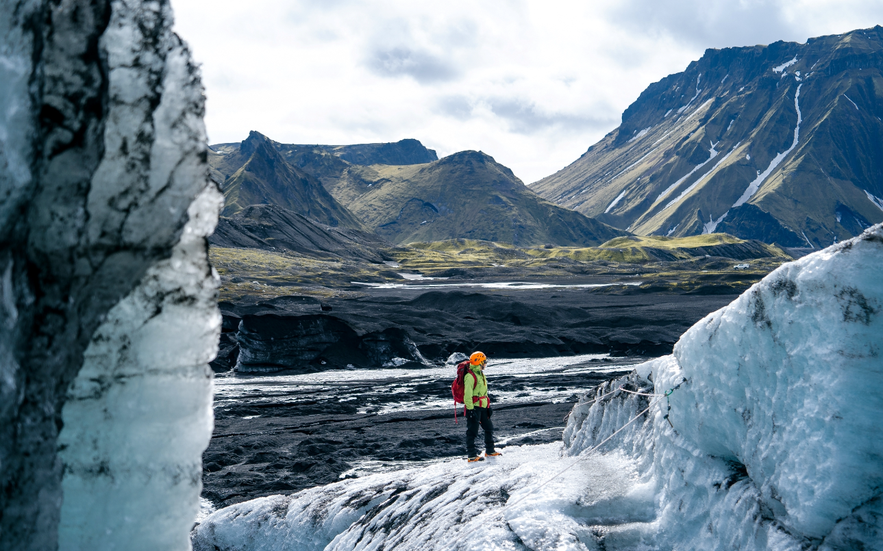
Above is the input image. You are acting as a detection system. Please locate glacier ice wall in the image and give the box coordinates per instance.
[193,224,881,551]
[0,0,218,549]
[563,222,883,549]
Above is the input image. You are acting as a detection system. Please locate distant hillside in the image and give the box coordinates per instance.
[321,150,627,247]
[210,204,389,262]
[212,138,437,169]
[208,131,364,230]
[279,138,438,166]
[533,26,883,248]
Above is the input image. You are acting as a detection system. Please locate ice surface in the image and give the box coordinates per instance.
[0,3,35,234]
[212,354,622,417]
[53,1,221,549]
[59,184,221,551]
[194,224,883,550]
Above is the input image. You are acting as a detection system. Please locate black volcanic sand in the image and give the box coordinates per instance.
[202,358,641,508]
[218,279,743,370]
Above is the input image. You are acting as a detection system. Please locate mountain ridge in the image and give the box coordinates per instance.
[210,131,365,230]
[322,149,628,247]
[533,26,883,248]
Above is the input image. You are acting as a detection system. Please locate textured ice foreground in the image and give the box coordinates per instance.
[193,224,883,550]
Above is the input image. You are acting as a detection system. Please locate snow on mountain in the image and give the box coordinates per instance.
[193,223,882,550]
[533,27,883,248]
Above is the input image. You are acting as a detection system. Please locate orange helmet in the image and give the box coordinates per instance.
[470,351,487,365]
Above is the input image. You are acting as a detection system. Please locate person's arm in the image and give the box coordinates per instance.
[464,370,476,410]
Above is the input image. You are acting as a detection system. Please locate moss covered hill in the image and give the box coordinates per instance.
[533,26,883,248]
[209,131,363,229]
[322,150,627,246]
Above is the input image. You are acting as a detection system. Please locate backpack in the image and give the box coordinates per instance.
[451,360,477,423]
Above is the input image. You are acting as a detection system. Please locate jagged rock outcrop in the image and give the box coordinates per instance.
[0,1,218,550]
[212,131,365,230]
[534,27,883,248]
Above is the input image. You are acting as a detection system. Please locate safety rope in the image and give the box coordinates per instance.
[617,387,666,397]
[505,377,688,509]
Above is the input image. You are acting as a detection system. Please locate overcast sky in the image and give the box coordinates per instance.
[172,0,883,184]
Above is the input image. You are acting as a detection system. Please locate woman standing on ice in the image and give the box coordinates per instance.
[465,351,502,462]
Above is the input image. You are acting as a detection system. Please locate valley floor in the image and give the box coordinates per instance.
[202,355,640,509]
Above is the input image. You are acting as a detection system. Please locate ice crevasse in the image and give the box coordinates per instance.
[193,224,883,551]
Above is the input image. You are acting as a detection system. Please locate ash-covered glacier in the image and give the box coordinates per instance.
[1,0,219,550]
[193,223,882,551]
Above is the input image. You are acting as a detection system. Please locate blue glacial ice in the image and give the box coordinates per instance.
[193,223,883,550]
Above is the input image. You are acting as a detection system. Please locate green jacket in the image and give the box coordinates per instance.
[464,364,489,409]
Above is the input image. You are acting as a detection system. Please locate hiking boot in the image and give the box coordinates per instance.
[467,456,484,463]
[486,451,502,457]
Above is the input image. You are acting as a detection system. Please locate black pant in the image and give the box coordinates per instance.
[466,406,495,457]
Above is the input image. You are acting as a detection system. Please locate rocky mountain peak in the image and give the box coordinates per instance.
[534,26,883,248]
[239,130,276,156]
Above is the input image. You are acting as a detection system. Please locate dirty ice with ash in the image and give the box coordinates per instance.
[193,225,883,550]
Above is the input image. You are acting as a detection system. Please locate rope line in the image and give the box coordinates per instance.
[507,403,654,509]
[505,377,689,509]
[617,387,665,398]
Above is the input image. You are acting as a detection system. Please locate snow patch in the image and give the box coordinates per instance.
[865,190,883,212]
[702,210,729,234]
[773,56,798,73]
[843,94,859,110]
[607,148,657,183]
[676,74,702,114]
[663,141,739,211]
[605,188,629,214]
[733,84,802,209]
[628,127,652,143]
[802,231,814,248]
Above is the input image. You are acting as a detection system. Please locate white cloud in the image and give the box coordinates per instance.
[171,0,883,183]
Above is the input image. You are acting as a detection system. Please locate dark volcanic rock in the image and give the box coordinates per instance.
[236,314,362,371]
[235,314,433,372]
[224,285,740,371]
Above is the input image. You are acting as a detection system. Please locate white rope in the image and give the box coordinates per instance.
[585,385,623,404]
[507,401,655,509]
[617,387,665,398]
